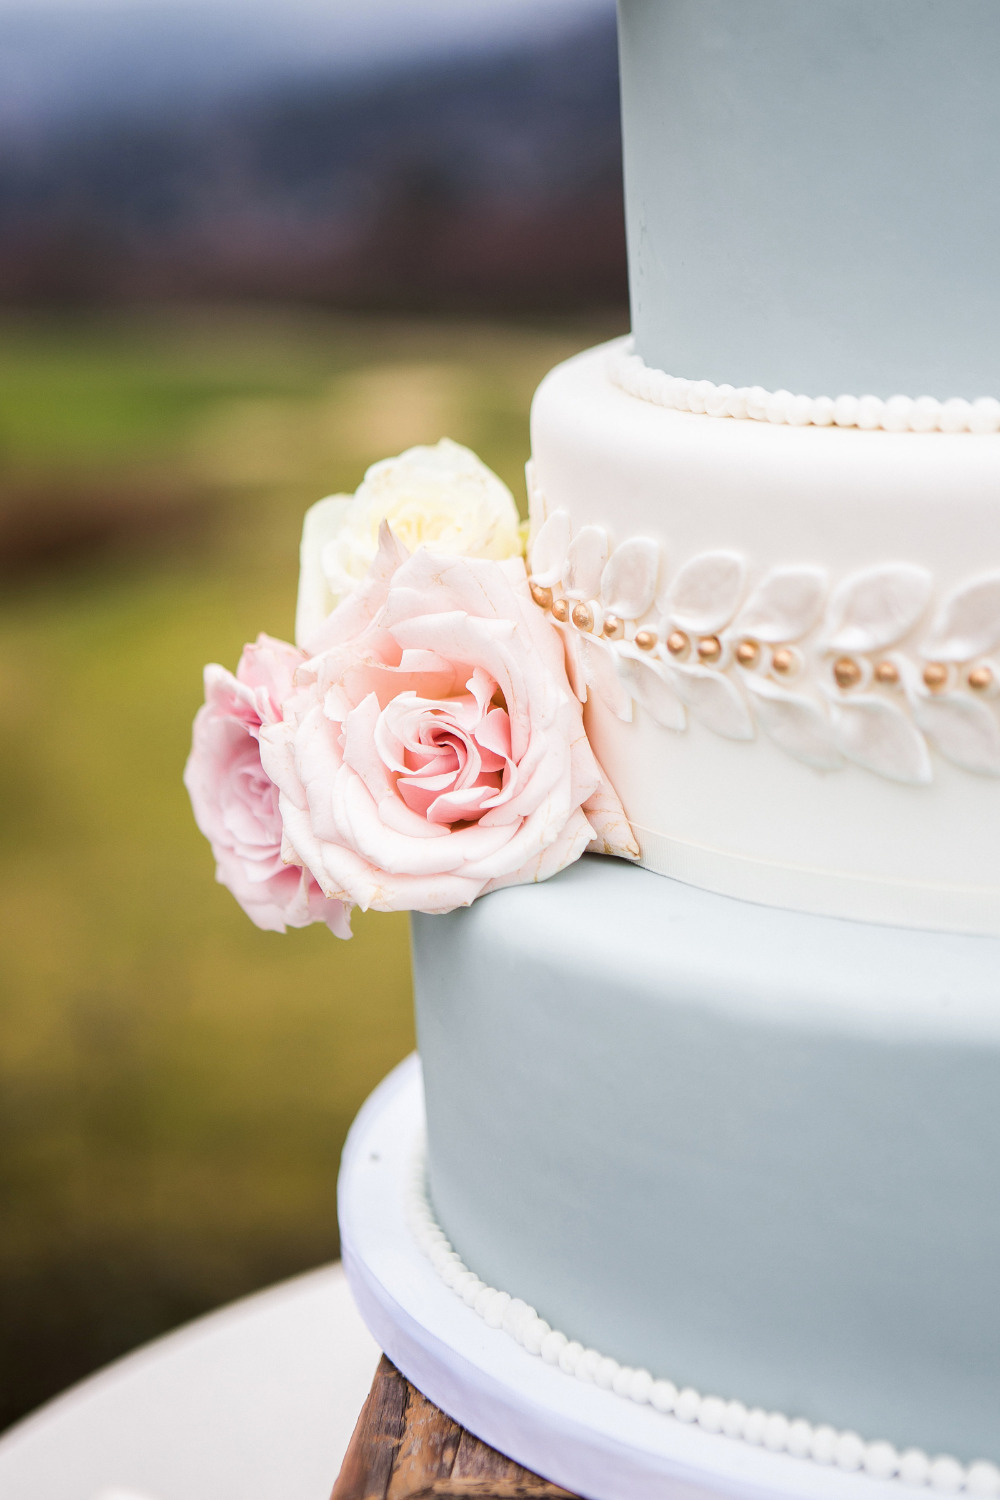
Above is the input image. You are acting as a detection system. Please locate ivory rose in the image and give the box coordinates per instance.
[184,635,352,937]
[261,526,637,916]
[295,439,523,645]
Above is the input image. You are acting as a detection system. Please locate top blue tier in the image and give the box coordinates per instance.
[619,0,1000,400]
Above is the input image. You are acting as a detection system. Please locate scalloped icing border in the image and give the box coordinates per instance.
[406,1149,1000,1496]
[607,341,1000,435]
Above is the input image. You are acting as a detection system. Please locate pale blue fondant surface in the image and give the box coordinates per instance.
[411,857,1000,1462]
[619,0,1000,399]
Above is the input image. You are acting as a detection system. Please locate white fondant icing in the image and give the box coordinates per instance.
[744,677,843,772]
[600,535,660,620]
[564,525,608,600]
[667,659,754,741]
[734,566,828,643]
[822,565,933,654]
[625,823,1000,935]
[528,342,1000,932]
[407,1151,1000,1495]
[527,508,571,588]
[665,550,746,635]
[609,344,1000,436]
[925,575,1000,661]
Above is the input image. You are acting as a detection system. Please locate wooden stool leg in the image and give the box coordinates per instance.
[332,1356,408,1500]
[331,1354,577,1500]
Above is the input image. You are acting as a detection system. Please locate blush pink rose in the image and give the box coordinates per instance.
[258,524,637,915]
[184,634,352,937]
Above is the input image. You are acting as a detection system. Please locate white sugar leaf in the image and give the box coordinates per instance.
[524,459,544,519]
[565,524,609,599]
[670,663,754,740]
[528,509,571,587]
[832,697,932,784]
[601,536,662,620]
[923,573,1000,660]
[666,551,746,634]
[557,624,587,703]
[579,634,632,721]
[824,564,932,651]
[616,648,686,731]
[733,566,827,643]
[745,676,843,770]
[914,694,1000,776]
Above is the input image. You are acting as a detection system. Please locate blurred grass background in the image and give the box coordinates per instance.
[0,305,622,1433]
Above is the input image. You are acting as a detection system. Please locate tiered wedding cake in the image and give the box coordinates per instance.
[409,0,1000,1486]
[186,2,1000,1492]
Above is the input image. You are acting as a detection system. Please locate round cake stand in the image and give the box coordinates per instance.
[338,1056,903,1500]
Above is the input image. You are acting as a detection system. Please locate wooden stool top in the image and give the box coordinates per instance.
[332,1354,579,1500]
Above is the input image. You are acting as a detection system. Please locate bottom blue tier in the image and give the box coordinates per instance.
[411,855,1000,1463]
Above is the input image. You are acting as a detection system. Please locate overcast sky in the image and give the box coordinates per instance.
[0,0,611,62]
[0,0,613,127]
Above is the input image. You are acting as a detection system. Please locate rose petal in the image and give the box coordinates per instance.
[262,533,635,916]
[185,646,351,937]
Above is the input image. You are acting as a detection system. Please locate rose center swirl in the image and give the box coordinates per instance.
[375,678,512,826]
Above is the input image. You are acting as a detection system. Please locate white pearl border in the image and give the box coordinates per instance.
[406,1149,1000,1496]
[607,343,1000,435]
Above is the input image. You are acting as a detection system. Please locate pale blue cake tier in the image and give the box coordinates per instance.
[411,857,1000,1463]
[619,0,1000,399]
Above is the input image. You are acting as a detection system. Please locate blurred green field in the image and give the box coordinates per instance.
[0,305,622,1432]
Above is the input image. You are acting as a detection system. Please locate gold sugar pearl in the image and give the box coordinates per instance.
[602,613,625,641]
[666,630,690,657]
[923,661,948,693]
[551,598,570,623]
[874,659,900,686]
[529,582,553,610]
[833,656,863,690]
[697,635,723,664]
[735,638,760,668]
[968,664,994,692]
[634,628,658,652]
[771,647,796,676]
[571,601,595,633]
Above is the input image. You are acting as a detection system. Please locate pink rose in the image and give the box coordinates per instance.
[259,525,637,915]
[184,634,352,938]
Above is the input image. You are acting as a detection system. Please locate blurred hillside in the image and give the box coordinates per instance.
[0,0,627,1439]
[0,306,624,1434]
[0,7,626,312]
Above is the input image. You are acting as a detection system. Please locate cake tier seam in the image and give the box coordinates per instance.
[607,341,1000,435]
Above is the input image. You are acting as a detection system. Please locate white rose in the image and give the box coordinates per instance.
[295,438,523,648]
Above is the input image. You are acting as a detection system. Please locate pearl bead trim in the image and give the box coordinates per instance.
[407,1150,1000,1494]
[607,342,1000,435]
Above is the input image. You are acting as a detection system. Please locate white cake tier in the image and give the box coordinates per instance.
[527,339,1000,934]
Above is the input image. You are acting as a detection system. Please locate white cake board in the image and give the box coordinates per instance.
[339,1056,905,1500]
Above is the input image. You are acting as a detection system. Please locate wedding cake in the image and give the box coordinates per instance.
[409,0,1000,1488]
[186,2,1000,1493]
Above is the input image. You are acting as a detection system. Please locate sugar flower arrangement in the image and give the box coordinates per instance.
[185,438,637,938]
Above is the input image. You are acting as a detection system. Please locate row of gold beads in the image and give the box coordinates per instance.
[530,586,606,634]
[531,585,793,673]
[732,638,797,675]
[531,584,722,662]
[533,592,787,675]
[832,656,993,693]
[644,629,797,674]
[530,583,996,695]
